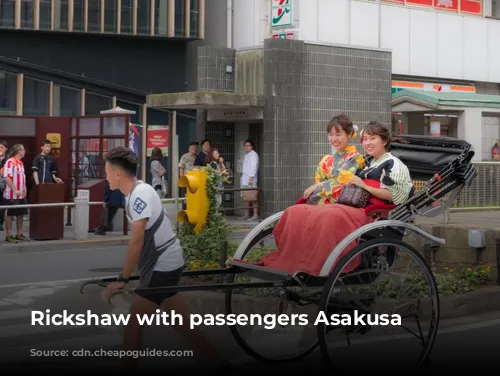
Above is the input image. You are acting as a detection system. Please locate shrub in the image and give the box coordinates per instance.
[177,166,230,266]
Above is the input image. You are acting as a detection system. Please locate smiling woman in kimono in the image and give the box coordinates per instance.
[259,121,413,277]
[299,113,365,205]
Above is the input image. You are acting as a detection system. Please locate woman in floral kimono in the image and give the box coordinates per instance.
[299,113,365,205]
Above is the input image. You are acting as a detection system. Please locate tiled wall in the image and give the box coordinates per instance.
[197,46,236,92]
[261,39,392,216]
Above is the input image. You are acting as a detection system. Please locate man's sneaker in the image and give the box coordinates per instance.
[15,234,29,241]
[5,235,17,243]
[239,215,251,220]
[247,216,260,222]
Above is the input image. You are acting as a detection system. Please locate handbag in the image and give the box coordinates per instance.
[337,185,371,208]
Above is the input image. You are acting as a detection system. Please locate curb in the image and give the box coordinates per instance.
[0,236,131,254]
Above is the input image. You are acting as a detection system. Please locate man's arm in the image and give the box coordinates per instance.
[32,155,40,185]
[120,218,147,280]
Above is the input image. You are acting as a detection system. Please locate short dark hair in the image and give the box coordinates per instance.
[105,146,138,177]
[189,141,198,147]
[200,139,211,147]
[42,139,51,146]
[363,121,391,151]
[244,139,254,148]
[0,140,7,148]
[151,147,163,161]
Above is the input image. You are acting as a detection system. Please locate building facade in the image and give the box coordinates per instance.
[0,0,205,184]
[200,0,500,162]
[144,0,500,216]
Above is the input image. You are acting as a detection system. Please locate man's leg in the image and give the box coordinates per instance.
[106,206,118,230]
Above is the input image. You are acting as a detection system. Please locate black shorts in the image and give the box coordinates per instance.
[3,198,28,217]
[136,266,184,306]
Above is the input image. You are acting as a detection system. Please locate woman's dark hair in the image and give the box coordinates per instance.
[362,121,391,151]
[151,147,163,161]
[210,148,221,162]
[327,113,358,137]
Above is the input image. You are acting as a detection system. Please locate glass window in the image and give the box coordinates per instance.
[137,0,151,35]
[190,0,199,38]
[23,77,49,116]
[77,117,100,136]
[20,0,33,29]
[174,0,185,37]
[85,92,112,115]
[54,0,69,31]
[103,115,126,136]
[39,0,52,30]
[0,117,35,136]
[120,0,133,34]
[154,0,168,36]
[73,0,85,31]
[0,0,16,28]
[104,0,117,33]
[0,71,17,114]
[52,85,81,116]
[87,0,100,32]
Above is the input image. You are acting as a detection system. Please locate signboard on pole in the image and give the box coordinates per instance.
[147,126,169,157]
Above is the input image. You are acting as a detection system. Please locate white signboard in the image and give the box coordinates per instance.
[271,0,293,28]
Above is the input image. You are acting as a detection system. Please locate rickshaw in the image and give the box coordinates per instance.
[81,134,477,369]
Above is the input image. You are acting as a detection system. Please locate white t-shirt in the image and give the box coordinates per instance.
[125,181,184,272]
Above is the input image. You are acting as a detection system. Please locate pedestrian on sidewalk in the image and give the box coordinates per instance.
[94,179,125,235]
[0,140,8,232]
[103,146,230,371]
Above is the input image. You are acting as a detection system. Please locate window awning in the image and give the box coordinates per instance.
[146,90,265,110]
[392,89,500,111]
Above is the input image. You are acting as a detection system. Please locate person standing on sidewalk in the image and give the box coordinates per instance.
[0,140,8,232]
[3,144,29,243]
[240,139,260,221]
[31,139,64,185]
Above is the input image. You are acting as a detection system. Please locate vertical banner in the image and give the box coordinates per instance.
[147,125,169,157]
[129,123,142,156]
[129,123,142,177]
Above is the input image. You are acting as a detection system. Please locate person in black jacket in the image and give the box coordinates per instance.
[94,179,125,235]
[32,139,63,185]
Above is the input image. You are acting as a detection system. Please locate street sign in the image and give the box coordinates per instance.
[271,0,294,28]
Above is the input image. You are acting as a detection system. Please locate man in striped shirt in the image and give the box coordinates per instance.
[3,144,29,243]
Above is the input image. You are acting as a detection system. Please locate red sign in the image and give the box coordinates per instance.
[406,0,433,6]
[460,0,481,14]
[434,0,459,12]
[147,128,169,149]
[383,0,482,15]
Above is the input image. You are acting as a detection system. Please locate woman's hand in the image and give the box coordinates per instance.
[348,176,366,188]
[303,182,321,199]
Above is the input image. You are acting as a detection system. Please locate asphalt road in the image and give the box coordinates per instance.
[0,244,499,373]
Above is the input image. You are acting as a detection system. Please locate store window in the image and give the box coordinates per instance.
[154,0,168,36]
[23,77,50,116]
[485,0,500,19]
[0,0,15,28]
[120,0,133,34]
[0,71,17,114]
[137,0,151,35]
[52,85,81,116]
[116,100,141,124]
[39,0,52,30]
[54,0,69,31]
[104,0,117,33]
